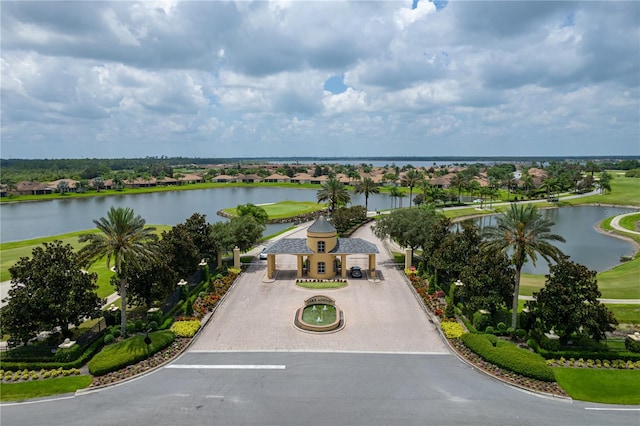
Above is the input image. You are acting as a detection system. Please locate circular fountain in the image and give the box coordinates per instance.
[295,295,344,333]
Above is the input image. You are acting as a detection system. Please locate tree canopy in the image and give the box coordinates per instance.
[527,258,617,344]
[3,241,103,344]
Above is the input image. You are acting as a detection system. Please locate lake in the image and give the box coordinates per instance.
[1,188,636,274]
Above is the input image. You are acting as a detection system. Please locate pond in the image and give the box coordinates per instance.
[0,187,393,243]
[1,189,636,275]
[460,206,637,274]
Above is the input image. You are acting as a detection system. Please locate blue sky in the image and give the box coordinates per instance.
[1,1,638,159]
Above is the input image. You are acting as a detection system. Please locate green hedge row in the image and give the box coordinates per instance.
[0,338,104,372]
[88,330,175,376]
[460,333,555,382]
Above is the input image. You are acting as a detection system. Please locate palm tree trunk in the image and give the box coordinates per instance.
[120,277,127,337]
[511,266,521,330]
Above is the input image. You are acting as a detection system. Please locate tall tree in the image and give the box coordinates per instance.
[354,177,380,212]
[482,204,566,330]
[459,251,515,317]
[388,186,402,209]
[317,177,350,212]
[527,258,617,344]
[400,169,423,207]
[78,207,160,337]
[236,203,269,225]
[598,171,613,194]
[3,241,103,344]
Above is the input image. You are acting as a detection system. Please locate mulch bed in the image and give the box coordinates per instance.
[449,338,569,398]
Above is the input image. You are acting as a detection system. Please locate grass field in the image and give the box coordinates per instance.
[553,368,640,404]
[0,375,93,402]
[223,200,327,220]
[619,213,640,232]
[561,175,640,207]
[1,225,171,298]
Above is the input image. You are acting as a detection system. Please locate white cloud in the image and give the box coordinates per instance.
[0,0,638,158]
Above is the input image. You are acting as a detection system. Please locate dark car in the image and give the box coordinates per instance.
[350,266,362,278]
[259,248,268,260]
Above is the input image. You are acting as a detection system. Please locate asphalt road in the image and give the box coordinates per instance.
[2,352,638,426]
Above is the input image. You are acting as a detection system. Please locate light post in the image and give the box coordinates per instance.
[455,279,465,305]
[177,279,188,300]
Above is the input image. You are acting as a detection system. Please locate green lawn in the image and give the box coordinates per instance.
[0,375,93,402]
[619,213,640,232]
[605,304,640,325]
[1,225,171,298]
[561,175,640,207]
[553,368,640,404]
[223,200,326,220]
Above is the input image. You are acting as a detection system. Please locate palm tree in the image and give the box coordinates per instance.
[354,177,380,213]
[482,204,566,330]
[449,173,468,203]
[78,207,160,337]
[317,177,350,212]
[388,186,402,209]
[400,169,423,207]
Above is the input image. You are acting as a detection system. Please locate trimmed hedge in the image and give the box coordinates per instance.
[461,333,555,382]
[88,330,175,376]
[0,338,104,372]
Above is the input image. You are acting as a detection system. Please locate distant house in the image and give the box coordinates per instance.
[239,174,263,183]
[428,173,456,189]
[47,179,79,193]
[212,174,239,183]
[178,174,203,184]
[158,176,179,186]
[124,177,157,188]
[290,173,314,184]
[0,184,8,197]
[15,181,53,195]
[263,173,291,183]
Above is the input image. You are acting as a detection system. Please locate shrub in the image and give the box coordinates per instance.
[515,329,528,341]
[625,336,640,353]
[54,344,84,363]
[461,333,555,382]
[88,330,176,376]
[496,322,507,332]
[147,321,158,331]
[473,311,492,333]
[441,321,465,339]
[103,334,115,345]
[125,323,136,335]
[170,320,201,338]
[485,334,499,347]
[134,319,144,332]
[112,329,121,339]
[485,326,495,335]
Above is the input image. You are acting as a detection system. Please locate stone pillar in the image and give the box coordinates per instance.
[341,254,347,278]
[267,255,274,279]
[233,246,240,269]
[405,248,412,270]
[369,254,377,278]
[297,255,303,278]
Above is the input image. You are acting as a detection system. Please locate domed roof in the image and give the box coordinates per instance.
[308,215,336,234]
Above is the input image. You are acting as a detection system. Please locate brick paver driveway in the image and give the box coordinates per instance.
[190,222,449,354]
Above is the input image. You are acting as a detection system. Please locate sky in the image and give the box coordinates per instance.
[1,0,639,159]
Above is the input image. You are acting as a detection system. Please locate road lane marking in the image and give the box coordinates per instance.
[165,364,286,370]
[585,407,640,411]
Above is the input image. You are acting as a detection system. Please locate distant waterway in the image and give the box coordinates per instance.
[1,190,635,276]
[460,206,637,274]
[0,187,390,243]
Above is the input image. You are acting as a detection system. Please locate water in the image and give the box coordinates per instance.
[461,206,637,274]
[0,187,392,242]
[1,189,635,275]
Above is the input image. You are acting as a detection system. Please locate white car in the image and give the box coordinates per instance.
[259,248,268,260]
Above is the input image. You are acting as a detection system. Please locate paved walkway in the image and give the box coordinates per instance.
[610,211,640,235]
[189,221,449,354]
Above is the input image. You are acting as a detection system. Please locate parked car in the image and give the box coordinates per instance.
[259,248,268,260]
[350,266,362,278]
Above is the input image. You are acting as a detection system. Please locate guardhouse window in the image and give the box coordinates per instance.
[317,241,326,253]
[318,262,326,274]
